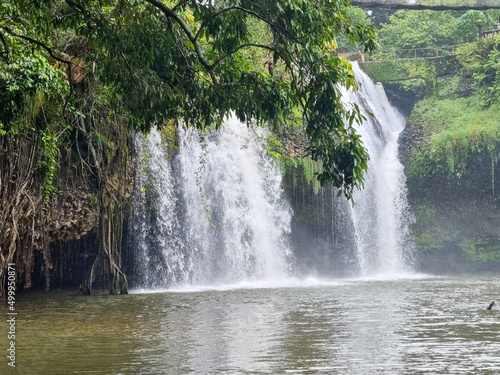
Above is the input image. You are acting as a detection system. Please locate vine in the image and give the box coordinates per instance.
[39,130,62,203]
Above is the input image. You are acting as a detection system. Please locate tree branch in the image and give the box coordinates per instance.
[210,43,277,69]
[144,0,218,83]
[0,25,72,65]
[0,25,76,114]
[145,0,300,87]
[275,39,307,113]
[193,4,293,42]
[0,31,9,62]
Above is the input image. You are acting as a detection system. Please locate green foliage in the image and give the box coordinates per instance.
[337,7,375,53]
[0,0,71,205]
[457,34,500,107]
[413,205,452,251]
[300,158,322,194]
[379,10,456,49]
[39,131,60,203]
[160,121,179,152]
[0,54,68,134]
[0,0,69,128]
[362,60,437,95]
[460,238,500,261]
[377,9,500,52]
[280,156,322,193]
[406,96,500,178]
[375,7,500,263]
[361,61,410,82]
[89,194,98,206]
[402,35,500,180]
[367,9,500,99]
[397,38,500,264]
[264,133,284,159]
[455,10,500,42]
[0,0,378,198]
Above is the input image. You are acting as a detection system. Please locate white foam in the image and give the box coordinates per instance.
[129,273,435,294]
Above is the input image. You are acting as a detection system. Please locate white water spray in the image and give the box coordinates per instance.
[133,117,293,288]
[132,130,188,288]
[342,63,415,276]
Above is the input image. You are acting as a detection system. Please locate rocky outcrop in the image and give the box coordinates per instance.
[48,190,99,243]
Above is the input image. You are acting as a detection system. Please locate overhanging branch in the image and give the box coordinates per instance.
[0,25,72,65]
[0,24,76,113]
[210,43,278,68]
[144,0,217,83]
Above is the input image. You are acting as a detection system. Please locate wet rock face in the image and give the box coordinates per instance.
[398,120,425,160]
[383,83,423,119]
[48,190,99,243]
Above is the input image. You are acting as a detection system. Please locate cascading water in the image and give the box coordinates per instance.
[132,130,188,288]
[132,117,293,289]
[341,62,415,276]
[132,63,415,289]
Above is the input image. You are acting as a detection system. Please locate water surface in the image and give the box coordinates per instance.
[3,275,500,374]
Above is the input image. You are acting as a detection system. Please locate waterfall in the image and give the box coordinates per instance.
[132,63,415,289]
[342,62,415,276]
[132,117,293,289]
[132,130,188,288]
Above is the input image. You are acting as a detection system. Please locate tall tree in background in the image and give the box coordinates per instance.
[378,9,500,50]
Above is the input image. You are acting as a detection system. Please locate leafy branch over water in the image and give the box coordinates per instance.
[0,0,377,297]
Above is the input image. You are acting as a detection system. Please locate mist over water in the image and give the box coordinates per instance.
[132,63,416,290]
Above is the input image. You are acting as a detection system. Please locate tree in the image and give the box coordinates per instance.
[378,10,458,50]
[0,0,376,297]
[378,9,500,51]
[1,0,376,194]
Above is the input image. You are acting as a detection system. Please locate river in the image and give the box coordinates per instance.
[5,274,499,374]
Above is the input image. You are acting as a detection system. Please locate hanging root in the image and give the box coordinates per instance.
[78,252,99,295]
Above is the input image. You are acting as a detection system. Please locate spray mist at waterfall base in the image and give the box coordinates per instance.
[130,273,432,294]
[131,63,420,293]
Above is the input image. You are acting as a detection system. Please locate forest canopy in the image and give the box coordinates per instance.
[0,0,377,198]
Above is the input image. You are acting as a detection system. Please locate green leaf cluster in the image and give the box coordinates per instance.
[39,130,62,202]
[378,10,457,50]
[1,0,378,199]
[403,34,500,181]
[406,95,500,179]
[378,9,500,51]
[460,238,500,261]
[457,34,500,107]
[412,204,454,252]
[280,156,322,194]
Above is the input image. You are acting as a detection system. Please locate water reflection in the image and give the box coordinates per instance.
[278,290,344,373]
[400,278,500,374]
[335,282,409,373]
[3,276,500,374]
